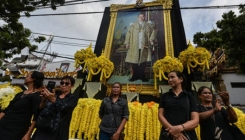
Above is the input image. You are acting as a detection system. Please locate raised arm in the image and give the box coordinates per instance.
[219,91,237,123]
[199,100,221,121]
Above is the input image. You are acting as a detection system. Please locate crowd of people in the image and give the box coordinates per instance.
[0,70,242,140]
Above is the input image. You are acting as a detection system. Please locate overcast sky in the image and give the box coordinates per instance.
[4,0,244,62]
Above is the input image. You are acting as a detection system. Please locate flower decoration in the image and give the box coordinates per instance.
[178,42,211,74]
[86,51,114,82]
[0,83,23,110]
[152,55,183,89]
[74,43,97,70]
[74,44,114,82]
[69,99,245,140]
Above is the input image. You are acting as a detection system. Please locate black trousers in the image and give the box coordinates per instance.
[131,62,146,80]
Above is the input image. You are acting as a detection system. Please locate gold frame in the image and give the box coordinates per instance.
[103,0,174,95]
[104,0,174,59]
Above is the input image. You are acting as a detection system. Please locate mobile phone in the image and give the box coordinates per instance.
[46,81,56,92]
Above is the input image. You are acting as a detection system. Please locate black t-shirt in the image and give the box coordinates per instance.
[198,105,235,140]
[0,91,41,140]
[159,90,198,140]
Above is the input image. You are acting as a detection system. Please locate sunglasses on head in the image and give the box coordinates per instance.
[60,81,70,86]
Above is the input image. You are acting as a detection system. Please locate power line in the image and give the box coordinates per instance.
[48,41,95,47]
[52,40,95,46]
[32,50,75,60]
[32,32,96,42]
[18,4,245,17]
[28,37,95,47]
[36,0,110,10]
[53,14,103,33]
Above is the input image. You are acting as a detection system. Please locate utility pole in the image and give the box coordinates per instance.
[37,35,53,70]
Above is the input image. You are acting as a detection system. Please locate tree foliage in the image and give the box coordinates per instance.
[193,5,245,73]
[0,0,65,66]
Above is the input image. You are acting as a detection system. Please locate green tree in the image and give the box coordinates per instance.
[0,0,64,66]
[193,5,245,73]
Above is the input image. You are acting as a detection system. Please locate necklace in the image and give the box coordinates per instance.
[21,89,37,98]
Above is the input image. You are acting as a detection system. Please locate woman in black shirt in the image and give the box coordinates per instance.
[0,71,44,140]
[25,76,79,140]
[158,71,199,140]
[197,86,237,140]
[99,82,129,140]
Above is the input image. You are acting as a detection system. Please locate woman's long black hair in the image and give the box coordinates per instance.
[31,71,44,89]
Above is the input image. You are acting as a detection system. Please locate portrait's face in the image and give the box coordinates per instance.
[138,14,145,22]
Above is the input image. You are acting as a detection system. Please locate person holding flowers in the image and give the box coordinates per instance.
[158,71,199,140]
[99,82,129,140]
[0,71,44,140]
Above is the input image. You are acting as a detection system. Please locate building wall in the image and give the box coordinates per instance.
[43,60,78,72]
[222,73,245,105]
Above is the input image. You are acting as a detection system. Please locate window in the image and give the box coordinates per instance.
[230,82,245,88]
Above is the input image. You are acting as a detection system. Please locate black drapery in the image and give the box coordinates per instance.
[94,7,111,56]
[171,0,187,56]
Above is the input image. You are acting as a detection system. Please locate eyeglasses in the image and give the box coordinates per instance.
[60,82,70,86]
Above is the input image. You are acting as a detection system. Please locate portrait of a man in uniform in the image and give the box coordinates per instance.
[109,6,165,84]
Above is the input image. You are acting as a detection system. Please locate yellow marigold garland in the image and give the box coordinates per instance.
[233,107,245,134]
[0,83,23,110]
[74,44,97,69]
[152,103,161,139]
[69,99,101,139]
[146,105,153,140]
[86,52,114,82]
[68,99,245,140]
[138,103,147,140]
[152,55,183,89]
[87,100,101,139]
[178,43,211,74]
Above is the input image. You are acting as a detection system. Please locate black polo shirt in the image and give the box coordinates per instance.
[159,89,198,140]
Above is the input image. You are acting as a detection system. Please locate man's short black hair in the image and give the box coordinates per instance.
[61,76,75,86]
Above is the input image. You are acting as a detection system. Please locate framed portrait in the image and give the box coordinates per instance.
[94,0,187,89]
[103,1,174,85]
[60,63,70,73]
